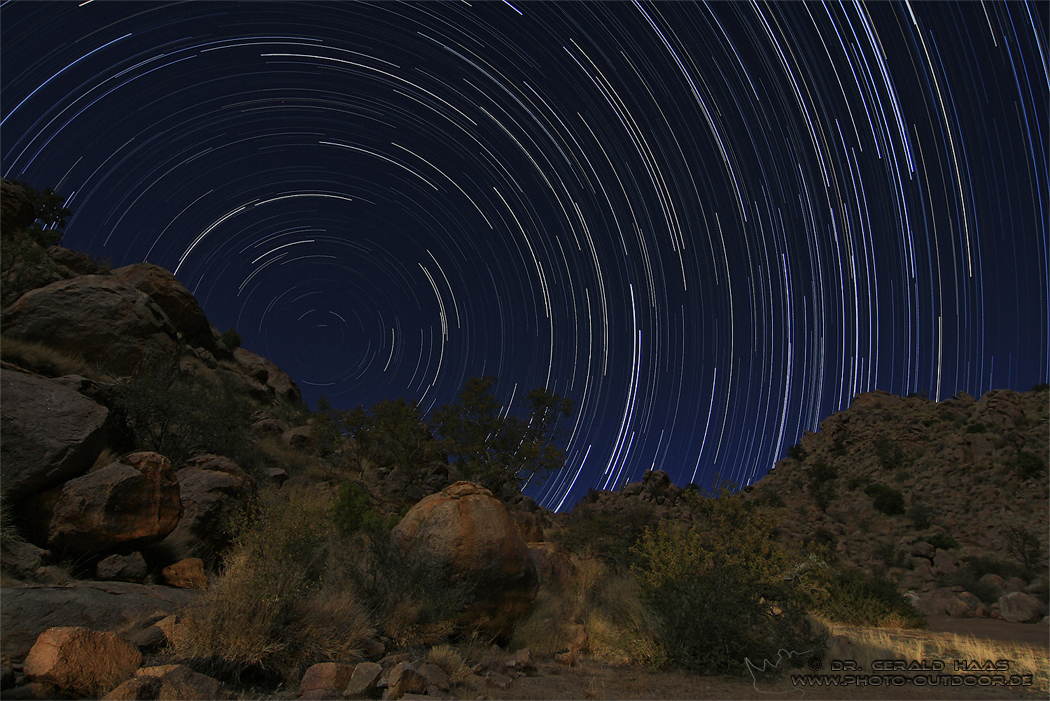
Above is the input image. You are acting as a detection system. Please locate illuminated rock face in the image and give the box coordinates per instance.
[390,481,538,641]
[1,274,178,375]
[113,262,215,352]
[48,452,182,558]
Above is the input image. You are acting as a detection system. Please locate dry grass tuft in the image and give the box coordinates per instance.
[425,644,472,684]
[0,337,107,379]
[817,617,1049,695]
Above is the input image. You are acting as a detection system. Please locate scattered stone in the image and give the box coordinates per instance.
[161,558,209,589]
[416,662,451,692]
[96,552,148,583]
[382,661,427,700]
[24,626,141,697]
[344,661,382,699]
[298,662,356,700]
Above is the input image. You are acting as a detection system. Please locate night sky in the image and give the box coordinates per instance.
[2,1,1047,510]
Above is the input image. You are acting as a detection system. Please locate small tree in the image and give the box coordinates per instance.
[220,327,242,350]
[806,459,838,513]
[431,376,573,495]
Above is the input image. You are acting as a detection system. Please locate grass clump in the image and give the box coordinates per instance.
[809,567,926,629]
[172,486,369,685]
[0,337,105,379]
[863,482,905,515]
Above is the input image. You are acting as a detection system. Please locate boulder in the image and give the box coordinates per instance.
[510,510,544,543]
[233,347,303,404]
[1,537,46,580]
[998,592,1045,623]
[0,581,199,662]
[48,452,181,558]
[1,275,179,376]
[160,558,209,589]
[151,455,256,566]
[24,626,141,697]
[112,263,214,351]
[47,246,108,277]
[105,664,225,700]
[910,541,936,559]
[282,426,313,448]
[0,369,112,502]
[390,482,538,641]
[383,661,427,700]
[298,662,356,700]
[95,552,148,583]
[344,661,382,700]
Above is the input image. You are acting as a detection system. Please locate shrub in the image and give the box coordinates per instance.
[173,487,368,684]
[806,459,838,513]
[872,436,907,472]
[329,481,384,535]
[846,475,870,491]
[220,327,242,350]
[552,500,656,573]
[785,443,807,461]
[810,568,926,628]
[907,503,936,530]
[926,532,958,551]
[864,483,905,516]
[1009,451,1046,480]
[1004,526,1045,577]
[631,490,820,675]
[965,423,989,434]
[112,367,253,466]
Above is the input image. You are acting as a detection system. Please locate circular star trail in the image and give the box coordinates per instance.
[3,1,1047,510]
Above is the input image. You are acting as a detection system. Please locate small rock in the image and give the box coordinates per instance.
[416,662,451,691]
[298,662,356,700]
[382,662,426,700]
[161,558,209,589]
[554,651,576,667]
[344,661,382,699]
[96,552,148,583]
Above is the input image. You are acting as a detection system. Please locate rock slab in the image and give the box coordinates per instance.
[24,626,141,696]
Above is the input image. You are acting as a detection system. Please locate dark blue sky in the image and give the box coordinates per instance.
[3,1,1047,510]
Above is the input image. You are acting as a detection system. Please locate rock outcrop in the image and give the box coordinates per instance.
[48,452,182,558]
[0,581,199,662]
[1,275,179,375]
[0,369,112,501]
[113,263,214,351]
[234,347,302,404]
[390,482,538,640]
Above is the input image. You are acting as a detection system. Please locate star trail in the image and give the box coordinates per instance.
[2,1,1047,510]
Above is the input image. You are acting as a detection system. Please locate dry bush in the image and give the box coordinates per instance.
[0,337,105,379]
[172,486,368,684]
[511,555,664,667]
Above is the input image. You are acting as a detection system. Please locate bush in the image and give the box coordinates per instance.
[965,423,989,434]
[864,483,905,516]
[1009,452,1046,480]
[173,487,369,684]
[785,443,807,461]
[329,481,385,535]
[1004,526,1045,577]
[908,503,936,530]
[806,459,838,513]
[631,490,820,675]
[926,532,958,551]
[112,367,253,466]
[220,327,242,350]
[552,500,656,573]
[810,568,926,629]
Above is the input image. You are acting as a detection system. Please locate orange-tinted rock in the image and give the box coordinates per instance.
[48,452,181,558]
[24,626,141,696]
[390,482,537,641]
[161,558,209,589]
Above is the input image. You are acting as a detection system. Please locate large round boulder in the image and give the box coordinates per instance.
[0,369,112,501]
[48,452,182,558]
[389,482,537,640]
[112,263,214,351]
[1,275,178,375]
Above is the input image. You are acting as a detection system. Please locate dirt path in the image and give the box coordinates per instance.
[923,617,1049,650]
[467,658,1043,700]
